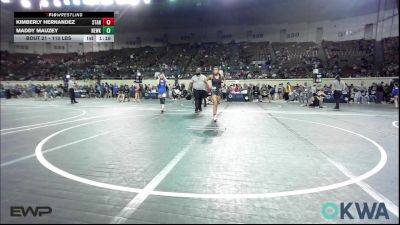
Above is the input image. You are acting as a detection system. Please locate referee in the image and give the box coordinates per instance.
[332,75,345,109]
[189,67,208,113]
[68,77,78,104]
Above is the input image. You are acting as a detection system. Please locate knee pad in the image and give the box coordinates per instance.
[160,97,165,104]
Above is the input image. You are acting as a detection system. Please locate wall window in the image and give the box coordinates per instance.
[53,45,65,49]
[15,45,29,49]
[286,32,300,38]
[154,38,164,43]
[338,30,353,37]
[252,33,264,39]
[180,35,190,41]
[222,34,232,39]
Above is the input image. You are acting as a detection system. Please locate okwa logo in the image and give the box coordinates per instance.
[322,202,389,220]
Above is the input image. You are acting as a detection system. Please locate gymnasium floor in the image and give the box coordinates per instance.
[0,97,398,224]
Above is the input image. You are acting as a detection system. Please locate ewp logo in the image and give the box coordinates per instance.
[10,206,52,217]
[322,202,389,220]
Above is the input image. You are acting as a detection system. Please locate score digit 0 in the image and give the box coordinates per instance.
[103,26,114,34]
[102,18,114,26]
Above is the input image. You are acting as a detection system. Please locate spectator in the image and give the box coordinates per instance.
[285,82,292,101]
[384,83,392,103]
[392,83,399,108]
[113,84,119,98]
[376,82,384,104]
[272,85,277,100]
[355,81,368,104]
[4,82,11,99]
[369,83,378,103]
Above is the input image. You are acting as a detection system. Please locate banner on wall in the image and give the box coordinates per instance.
[337,28,363,40]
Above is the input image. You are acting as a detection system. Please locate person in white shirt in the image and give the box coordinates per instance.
[332,75,346,109]
[189,67,208,113]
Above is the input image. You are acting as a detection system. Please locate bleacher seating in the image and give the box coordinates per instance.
[1,37,398,81]
[322,39,375,77]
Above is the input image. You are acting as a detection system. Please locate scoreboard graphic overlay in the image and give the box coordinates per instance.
[14,12,114,43]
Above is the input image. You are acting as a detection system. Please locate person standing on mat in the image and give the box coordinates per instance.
[157,73,168,113]
[189,67,208,113]
[332,75,345,109]
[207,66,225,122]
[68,77,78,104]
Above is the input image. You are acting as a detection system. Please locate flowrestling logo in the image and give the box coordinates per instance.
[321,202,389,220]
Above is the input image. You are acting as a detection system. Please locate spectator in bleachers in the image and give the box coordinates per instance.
[1,37,398,80]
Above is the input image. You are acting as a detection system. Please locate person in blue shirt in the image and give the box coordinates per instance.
[113,84,118,98]
[157,73,168,113]
[130,85,135,99]
[392,82,399,108]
